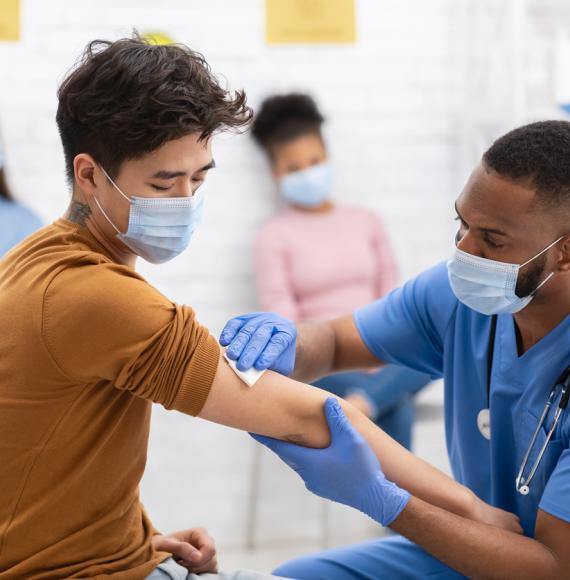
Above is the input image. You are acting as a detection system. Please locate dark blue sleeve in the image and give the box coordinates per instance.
[353,261,458,379]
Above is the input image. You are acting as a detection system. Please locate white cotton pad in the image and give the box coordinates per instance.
[223,352,266,387]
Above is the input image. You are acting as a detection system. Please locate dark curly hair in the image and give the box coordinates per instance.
[56,34,252,184]
[251,93,324,153]
[483,120,570,211]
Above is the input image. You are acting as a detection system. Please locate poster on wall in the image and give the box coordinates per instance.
[0,0,19,42]
[266,0,356,44]
[142,32,175,46]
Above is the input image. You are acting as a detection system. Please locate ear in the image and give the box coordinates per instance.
[73,154,107,199]
[556,235,570,272]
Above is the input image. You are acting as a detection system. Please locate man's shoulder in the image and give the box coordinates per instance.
[406,261,455,301]
[399,261,460,336]
[47,258,167,312]
[26,223,171,314]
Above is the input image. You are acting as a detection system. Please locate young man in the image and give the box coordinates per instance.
[222,121,570,578]
[0,36,517,579]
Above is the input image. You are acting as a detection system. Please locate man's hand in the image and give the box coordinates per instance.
[251,397,410,526]
[219,312,297,374]
[472,497,523,534]
[152,527,218,574]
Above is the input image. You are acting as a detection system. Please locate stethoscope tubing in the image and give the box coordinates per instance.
[515,367,570,495]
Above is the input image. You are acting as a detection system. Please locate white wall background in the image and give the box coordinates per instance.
[0,0,459,333]
[4,0,569,572]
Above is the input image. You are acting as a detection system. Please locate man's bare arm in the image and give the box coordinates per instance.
[391,499,568,579]
[293,314,381,383]
[198,354,517,531]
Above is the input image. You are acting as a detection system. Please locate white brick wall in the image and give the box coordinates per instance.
[0,0,458,559]
[0,0,460,333]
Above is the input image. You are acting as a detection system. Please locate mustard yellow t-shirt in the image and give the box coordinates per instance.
[0,219,221,579]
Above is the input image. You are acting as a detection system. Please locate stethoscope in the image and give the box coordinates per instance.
[477,315,570,496]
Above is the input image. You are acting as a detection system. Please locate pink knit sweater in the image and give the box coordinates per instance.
[254,205,399,322]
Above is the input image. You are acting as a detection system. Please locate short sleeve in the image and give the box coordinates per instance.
[539,448,570,524]
[42,262,220,416]
[353,262,458,378]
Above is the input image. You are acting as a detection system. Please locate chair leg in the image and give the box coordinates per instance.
[245,442,263,551]
[321,499,331,549]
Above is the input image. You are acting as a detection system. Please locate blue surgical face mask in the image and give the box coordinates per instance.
[278,161,333,208]
[447,235,565,315]
[94,166,204,264]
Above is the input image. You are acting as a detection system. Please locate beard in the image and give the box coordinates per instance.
[515,252,548,298]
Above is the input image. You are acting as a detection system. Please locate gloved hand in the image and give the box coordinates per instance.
[251,398,411,527]
[219,312,297,375]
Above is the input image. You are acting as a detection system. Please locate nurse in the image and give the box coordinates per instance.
[0,142,42,256]
[221,120,570,578]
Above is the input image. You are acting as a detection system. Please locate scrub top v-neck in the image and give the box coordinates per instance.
[355,262,570,536]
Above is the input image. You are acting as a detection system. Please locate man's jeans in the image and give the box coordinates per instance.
[146,557,287,580]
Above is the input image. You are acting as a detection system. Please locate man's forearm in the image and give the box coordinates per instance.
[293,315,384,383]
[292,321,336,383]
[202,355,488,528]
[341,403,481,523]
[391,497,560,579]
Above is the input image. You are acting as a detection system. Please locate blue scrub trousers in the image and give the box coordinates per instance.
[312,366,431,450]
[273,535,466,579]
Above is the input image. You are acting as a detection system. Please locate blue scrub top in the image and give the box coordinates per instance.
[355,262,570,537]
[0,197,42,257]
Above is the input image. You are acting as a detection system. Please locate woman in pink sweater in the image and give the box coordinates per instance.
[252,94,431,449]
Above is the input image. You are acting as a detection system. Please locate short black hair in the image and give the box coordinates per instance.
[483,120,570,210]
[56,34,252,184]
[251,93,324,152]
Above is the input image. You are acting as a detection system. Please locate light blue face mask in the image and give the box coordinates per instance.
[95,167,204,264]
[278,161,333,208]
[447,235,565,315]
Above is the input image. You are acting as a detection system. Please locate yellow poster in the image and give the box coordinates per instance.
[266,0,356,44]
[0,0,19,42]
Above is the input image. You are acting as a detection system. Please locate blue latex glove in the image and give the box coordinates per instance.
[219,312,297,375]
[251,398,411,527]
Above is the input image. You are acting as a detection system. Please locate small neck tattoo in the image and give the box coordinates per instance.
[67,201,92,226]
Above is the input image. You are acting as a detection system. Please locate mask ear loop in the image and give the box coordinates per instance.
[520,234,568,296]
[93,196,121,234]
[99,165,131,202]
[520,234,567,268]
[93,165,132,235]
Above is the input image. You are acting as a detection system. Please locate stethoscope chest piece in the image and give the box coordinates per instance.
[477,408,491,440]
[519,484,530,496]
